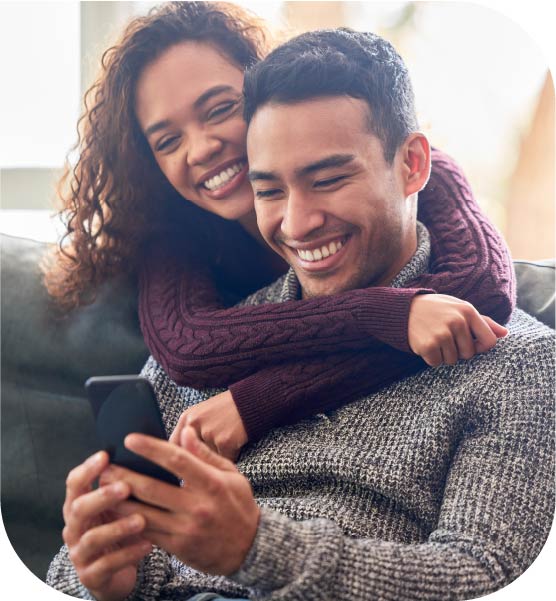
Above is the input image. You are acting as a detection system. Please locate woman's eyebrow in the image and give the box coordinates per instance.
[144,119,171,139]
[193,84,237,110]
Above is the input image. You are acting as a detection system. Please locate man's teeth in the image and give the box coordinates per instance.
[203,163,243,190]
[297,240,344,262]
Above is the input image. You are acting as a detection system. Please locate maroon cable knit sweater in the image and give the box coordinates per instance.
[139,148,516,440]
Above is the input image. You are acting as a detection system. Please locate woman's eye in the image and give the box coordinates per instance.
[315,176,346,188]
[155,136,179,152]
[207,100,238,120]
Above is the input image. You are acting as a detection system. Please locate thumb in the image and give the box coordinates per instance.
[483,315,509,339]
[181,424,234,471]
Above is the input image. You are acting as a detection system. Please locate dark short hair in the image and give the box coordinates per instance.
[243,28,418,162]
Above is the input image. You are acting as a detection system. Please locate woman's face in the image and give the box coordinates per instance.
[135,41,254,221]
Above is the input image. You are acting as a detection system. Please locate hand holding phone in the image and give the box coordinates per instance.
[85,375,180,486]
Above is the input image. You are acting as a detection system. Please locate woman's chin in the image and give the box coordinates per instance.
[196,193,255,223]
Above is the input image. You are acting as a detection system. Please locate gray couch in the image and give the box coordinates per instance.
[1,233,555,582]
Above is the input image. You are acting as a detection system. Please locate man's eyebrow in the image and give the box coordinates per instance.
[248,169,278,182]
[249,154,356,183]
[143,85,237,139]
[297,154,356,176]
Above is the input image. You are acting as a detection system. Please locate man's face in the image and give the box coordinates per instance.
[247,97,418,298]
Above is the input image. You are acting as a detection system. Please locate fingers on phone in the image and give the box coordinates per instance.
[63,452,109,521]
[64,481,131,538]
[66,452,107,497]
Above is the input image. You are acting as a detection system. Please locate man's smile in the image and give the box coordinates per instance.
[283,234,352,273]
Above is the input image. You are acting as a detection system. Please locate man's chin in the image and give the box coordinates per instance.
[298,274,354,299]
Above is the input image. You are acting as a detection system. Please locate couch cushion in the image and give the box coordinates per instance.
[514,259,555,329]
[1,234,149,396]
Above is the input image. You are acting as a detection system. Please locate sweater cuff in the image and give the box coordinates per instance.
[230,507,342,595]
[126,546,171,601]
[356,288,435,353]
[46,544,97,600]
[229,372,289,442]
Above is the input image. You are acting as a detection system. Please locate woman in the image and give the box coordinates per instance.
[45,2,513,459]
[46,3,514,600]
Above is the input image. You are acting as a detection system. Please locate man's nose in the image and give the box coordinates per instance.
[280,191,326,242]
[186,128,223,166]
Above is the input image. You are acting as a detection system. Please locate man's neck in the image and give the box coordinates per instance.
[389,222,430,288]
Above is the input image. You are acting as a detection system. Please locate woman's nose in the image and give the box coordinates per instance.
[186,128,223,167]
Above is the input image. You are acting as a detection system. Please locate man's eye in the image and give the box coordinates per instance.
[255,188,281,199]
[155,136,179,152]
[207,101,239,120]
[315,176,346,187]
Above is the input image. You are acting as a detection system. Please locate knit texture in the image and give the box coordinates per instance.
[138,148,516,440]
[47,231,553,601]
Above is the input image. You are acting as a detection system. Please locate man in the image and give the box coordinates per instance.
[48,29,554,601]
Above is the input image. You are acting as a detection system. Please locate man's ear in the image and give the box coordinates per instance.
[400,133,431,197]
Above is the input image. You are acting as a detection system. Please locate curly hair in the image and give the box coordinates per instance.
[44,1,272,311]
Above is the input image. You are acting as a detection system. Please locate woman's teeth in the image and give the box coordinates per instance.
[203,163,243,191]
[297,239,344,262]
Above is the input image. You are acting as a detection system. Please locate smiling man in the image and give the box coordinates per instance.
[47,29,554,601]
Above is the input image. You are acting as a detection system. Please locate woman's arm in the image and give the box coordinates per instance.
[139,147,515,389]
[140,258,427,387]
[414,147,515,322]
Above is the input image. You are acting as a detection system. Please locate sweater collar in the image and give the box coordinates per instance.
[279,222,431,302]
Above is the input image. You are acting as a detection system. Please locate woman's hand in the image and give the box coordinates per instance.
[62,451,152,601]
[170,390,247,461]
[104,428,260,576]
[408,294,508,367]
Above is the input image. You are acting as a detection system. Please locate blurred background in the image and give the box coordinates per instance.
[1,0,554,259]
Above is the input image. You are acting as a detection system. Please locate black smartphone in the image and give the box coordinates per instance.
[85,375,180,486]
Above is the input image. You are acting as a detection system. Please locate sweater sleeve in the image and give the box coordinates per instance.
[140,258,426,387]
[230,338,554,601]
[231,342,425,441]
[139,147,515,389]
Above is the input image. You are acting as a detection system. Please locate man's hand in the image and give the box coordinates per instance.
[169,390,247,462]
[408,294,508,367]
[103,427,260,576]
[62,451,152,601]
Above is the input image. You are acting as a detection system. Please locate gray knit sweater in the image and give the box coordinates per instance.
[47,225,555,601]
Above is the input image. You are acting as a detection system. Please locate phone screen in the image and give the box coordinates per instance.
[86,376,180,486]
